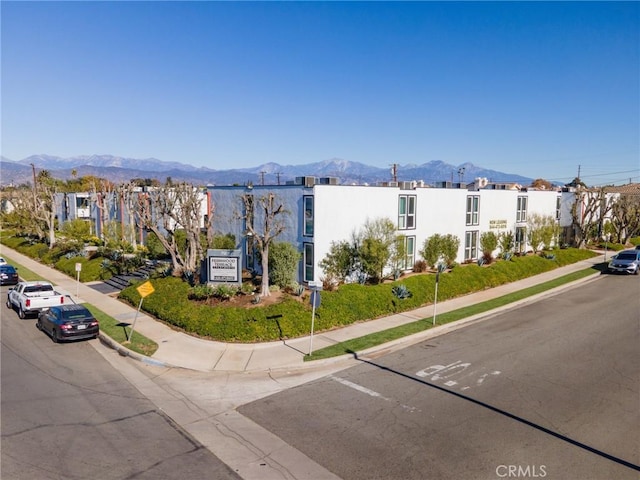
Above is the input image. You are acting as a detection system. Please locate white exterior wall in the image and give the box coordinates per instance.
[209,183,562,284]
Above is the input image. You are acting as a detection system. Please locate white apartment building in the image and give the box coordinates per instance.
[209,178,562,285]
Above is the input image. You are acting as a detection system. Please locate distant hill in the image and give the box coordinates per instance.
[0,154,532,187]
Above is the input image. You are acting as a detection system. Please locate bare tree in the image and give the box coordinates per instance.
[241,192,287,297]
[135,182,212,281]
[116,182,141,249]
[28,170,59,248]
[610,193,640,244]
[569,187,614,248]
[89,178,116,245]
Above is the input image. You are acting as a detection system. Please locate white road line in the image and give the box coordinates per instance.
[329,375,419,413]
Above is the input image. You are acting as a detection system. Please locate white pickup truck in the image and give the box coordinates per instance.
[6,281,66,319]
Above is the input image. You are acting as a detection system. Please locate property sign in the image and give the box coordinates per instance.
[207,249,242,285]
[489,219,508,229]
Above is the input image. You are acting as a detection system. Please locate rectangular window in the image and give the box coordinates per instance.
[304,243,314,282]
[464,231,478,260]
[517,196,528,222]
[404,236,415,270]
[398,195,416,230]
[303,196,314,236]
[466,195,480,226]
[515,226,527,254]
[556,196,561,221]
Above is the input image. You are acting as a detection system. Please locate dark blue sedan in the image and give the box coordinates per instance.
[0,265,19,285]
[37,304,99,343]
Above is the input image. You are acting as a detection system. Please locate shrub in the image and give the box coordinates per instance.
[499,231,514,255]
[480,231,498,264]
[421,233,460,268]
[392,284,412,299]
[213,284,237,300]
[212,233,236,249]
[413,260,427,273]
[421,234,443,268]
[319,240,357,284]
[189,284,215,300]
[269,241,301,289]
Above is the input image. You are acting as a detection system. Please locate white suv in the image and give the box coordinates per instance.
[608,249,640,275]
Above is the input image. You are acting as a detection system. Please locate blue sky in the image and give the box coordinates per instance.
[2,1,638,185]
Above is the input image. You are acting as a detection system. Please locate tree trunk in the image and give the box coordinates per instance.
[260,243,270,297]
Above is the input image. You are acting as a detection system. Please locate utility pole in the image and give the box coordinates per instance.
[390,163,398,183]
[458,167,465,183]
[275,172,281,185]
[260,171,266,185]
[577,165,581,180]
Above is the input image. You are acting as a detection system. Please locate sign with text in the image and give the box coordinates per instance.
[207,249,242,285]
[489,219,508,229]
[137,281,155,298]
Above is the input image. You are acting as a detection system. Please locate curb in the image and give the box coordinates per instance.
[98,333,178,369]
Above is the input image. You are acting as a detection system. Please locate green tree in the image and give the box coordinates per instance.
[61,218,91,243]
[268,241,301,289]
[357,217,396,283]
[420,233,460,268]
[441,234,460,267]
[527,213,558,252]
[319,239,357,284]
[420,234,444,268]
[212,233,237,249]
[498,230,514,255]
[390,234,408,279]
[479,231,498,264]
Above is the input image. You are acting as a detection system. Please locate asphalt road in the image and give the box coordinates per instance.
[0,287,241,480]
[239,274,640,480]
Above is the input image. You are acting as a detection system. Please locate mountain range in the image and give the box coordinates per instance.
[0,154,533,188]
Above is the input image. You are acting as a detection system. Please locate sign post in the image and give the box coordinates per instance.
[128,281,155,342]
[433,263,446,326]
[308,281,322,355]
[75,263,82,302]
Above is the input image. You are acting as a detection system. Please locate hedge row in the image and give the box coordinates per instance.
[119,248,598,343]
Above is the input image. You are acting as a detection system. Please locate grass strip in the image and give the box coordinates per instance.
[84,304,159,356]
[2,252,159,357]
[304,266,601,361]
[0,255,48,281]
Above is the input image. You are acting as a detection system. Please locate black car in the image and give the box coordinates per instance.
[0,265,19,285]
[37,304,99,343]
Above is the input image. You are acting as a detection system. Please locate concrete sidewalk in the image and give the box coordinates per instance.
[1,245,606,372]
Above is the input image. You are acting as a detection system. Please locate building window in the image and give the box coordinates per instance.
[517,196,528,222]
[304,243,314,282]
[404,236,415,270]
[465,231,478,260]
[556,196,561,221]
[515,226,527,254]
[466,195,480,226]
[303,196,314,236]
[398,195,416,230]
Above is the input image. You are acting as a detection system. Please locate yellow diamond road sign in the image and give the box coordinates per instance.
[137,281,155,298]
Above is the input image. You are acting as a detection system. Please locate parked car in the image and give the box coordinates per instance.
[0,265,19,285]
[6,281,66,318]
[607,249,640,275]
[36,304,99,343]
[0,257,7,265]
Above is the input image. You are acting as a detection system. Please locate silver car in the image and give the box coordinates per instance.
[608,249,640,275]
